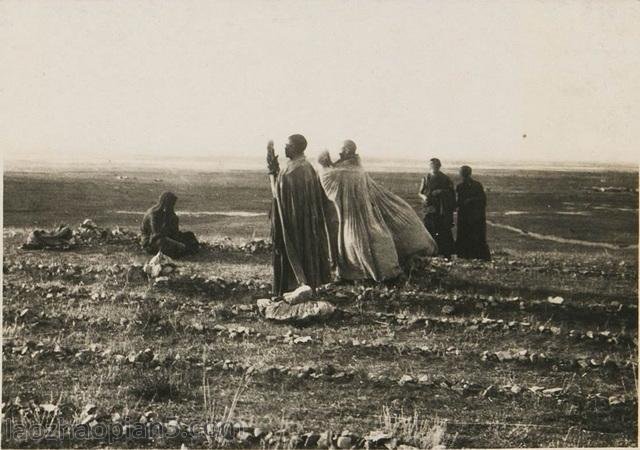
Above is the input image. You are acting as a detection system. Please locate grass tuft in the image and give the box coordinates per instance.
[128,368,192,402]
[381,406,447,449]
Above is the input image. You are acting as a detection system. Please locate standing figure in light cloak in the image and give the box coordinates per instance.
[318,140,437,282]
[267,135,332,297]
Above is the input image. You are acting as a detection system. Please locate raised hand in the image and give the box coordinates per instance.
[318,150,333,168]
[266,140,280,175]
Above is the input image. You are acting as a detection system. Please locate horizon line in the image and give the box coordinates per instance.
[3,153,638,168]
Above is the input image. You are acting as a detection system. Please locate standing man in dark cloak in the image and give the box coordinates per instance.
[419,158,456,258]
[267,134,332,297]
[455,165,491,261]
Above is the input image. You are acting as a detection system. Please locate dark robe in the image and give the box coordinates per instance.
[456,178,491,261]
[141,207,199,258]
[420,171,456,257]
[271,156,332,296]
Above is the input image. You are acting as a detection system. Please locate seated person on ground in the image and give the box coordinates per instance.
[140,191,199,258]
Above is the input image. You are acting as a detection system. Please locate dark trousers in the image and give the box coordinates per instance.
[424,214,455,258]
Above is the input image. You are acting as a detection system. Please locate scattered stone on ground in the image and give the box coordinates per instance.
[589,186,638,193]
[144,252,178,278]
[548,296,565,305]
[21,219,139,251]
[283,284,313,304]
[205,238,272,255]
[257,298,336,324]
[22,226,76,250]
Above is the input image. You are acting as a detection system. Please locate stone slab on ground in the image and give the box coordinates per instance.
[257,298,336,324]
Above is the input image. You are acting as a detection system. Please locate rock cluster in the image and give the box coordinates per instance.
[204,238,272,255]
[152,273,269,297]
[370,310,635,347]
[0,398,432,448]
[4,339,634,414]
[144,252,179,278]
[589,186,638,193]
[20,219,139,251]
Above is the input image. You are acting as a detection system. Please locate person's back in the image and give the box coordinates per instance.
[319,152,400,282]
[140,191,198,258]
[278,154,319,189]
[141,207,175,245]
[455,165,490,260]
[140,207,154,248]
[319,140,437,282]
[457,178,486,221]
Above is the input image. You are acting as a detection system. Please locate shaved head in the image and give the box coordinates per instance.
[340,139,358,161]
[343,140,357,153]
[285,133,307,158]
[289,134,307,152]
[460,165,473,178]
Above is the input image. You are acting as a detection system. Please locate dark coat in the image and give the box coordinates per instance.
[140,192,198,257]
[421,172,456,226]
[141,203,179,248]
[271,156,332,296]
[456,178,491,260]
[420,171,456,256]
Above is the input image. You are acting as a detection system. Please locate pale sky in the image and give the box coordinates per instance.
[1,0,639,165]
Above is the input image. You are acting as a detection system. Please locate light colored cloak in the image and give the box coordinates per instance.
[319,157,437,282]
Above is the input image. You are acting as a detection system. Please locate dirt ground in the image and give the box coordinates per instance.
[2,169,638,448]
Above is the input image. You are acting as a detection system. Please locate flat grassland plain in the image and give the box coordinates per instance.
[2,168,638,448]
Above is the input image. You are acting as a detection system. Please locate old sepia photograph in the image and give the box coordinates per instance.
[1,1,638,448]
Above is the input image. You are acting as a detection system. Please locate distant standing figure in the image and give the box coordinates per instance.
[267,135,332,297]
[318,140,437,282]
[419,158,456,257]
[456,165,491,261]
[141,191,199,258]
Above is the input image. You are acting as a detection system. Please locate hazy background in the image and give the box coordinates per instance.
[1,0,639,170]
